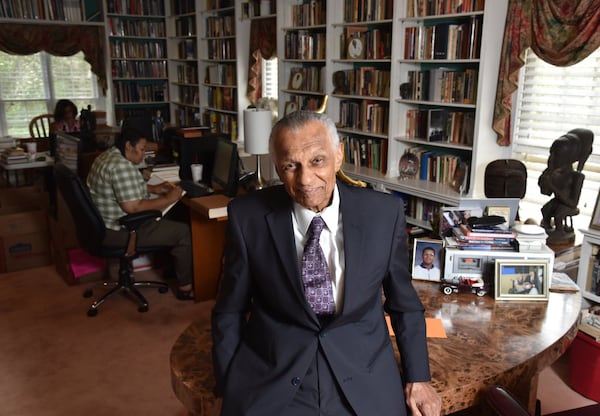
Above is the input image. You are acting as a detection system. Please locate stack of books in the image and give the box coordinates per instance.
[1,147,28,164]
[446,222,517,251]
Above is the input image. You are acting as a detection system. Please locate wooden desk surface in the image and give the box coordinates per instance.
[170,281,581,415]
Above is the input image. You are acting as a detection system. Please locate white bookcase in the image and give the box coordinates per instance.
[577,228,600,304]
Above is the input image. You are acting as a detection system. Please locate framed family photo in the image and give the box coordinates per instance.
[412,239,443,282]
[494,260,549,301]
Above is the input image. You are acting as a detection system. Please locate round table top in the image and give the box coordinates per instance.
[171,281,581,415]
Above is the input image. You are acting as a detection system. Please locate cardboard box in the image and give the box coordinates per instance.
[0,185,48,209]
[0,207,51,272]
[50,239,107,285]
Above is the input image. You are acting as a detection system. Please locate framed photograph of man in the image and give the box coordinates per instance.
[494,260,549,301]
[412,239,443,281]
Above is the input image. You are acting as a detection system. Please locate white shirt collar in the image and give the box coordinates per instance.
[293,185,340,235]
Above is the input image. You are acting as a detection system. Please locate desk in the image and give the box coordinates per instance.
[0,154,54,186]
[183,195,229,302]
[170,282,581,415]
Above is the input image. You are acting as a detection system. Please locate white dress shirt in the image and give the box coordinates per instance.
[292,185,345,314]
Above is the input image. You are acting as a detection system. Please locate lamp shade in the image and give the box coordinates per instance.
[244,108,271,155]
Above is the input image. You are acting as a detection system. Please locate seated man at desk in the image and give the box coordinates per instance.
[86,124,195,300]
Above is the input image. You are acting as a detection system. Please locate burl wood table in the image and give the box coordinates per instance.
[170,280,581,415]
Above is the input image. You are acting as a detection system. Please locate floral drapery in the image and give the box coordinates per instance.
[246,18,277,105]
[0,23,106,90]
[493,0,600,146]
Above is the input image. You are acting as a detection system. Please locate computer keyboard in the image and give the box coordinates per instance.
[178,180,214,198]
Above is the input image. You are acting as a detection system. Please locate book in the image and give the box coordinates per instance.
[157,190,186,220]
[458,223,516,239]
[195,194,230,219]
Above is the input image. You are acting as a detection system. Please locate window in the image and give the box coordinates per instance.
[513,48,600,233]
[261,57,278,100]
[0,51,103,138]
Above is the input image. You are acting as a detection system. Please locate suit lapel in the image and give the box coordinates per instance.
[338,184,366,315]
[265,191,319,324]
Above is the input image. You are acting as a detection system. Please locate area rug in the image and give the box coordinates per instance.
[546,404,600,416]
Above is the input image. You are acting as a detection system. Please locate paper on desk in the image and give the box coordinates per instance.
[386,316,447,338]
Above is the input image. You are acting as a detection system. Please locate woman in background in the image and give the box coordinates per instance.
[53,99,80,133]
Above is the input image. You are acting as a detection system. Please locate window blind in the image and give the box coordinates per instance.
[513,48,600,220]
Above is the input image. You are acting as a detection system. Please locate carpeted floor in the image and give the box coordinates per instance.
[0,265,597,415]
[546,404,600,416]
[0,265,213,416]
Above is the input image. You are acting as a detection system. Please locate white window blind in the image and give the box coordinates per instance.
[513,48,600,225]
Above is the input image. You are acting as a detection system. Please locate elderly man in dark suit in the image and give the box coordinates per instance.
[212,111,440,416]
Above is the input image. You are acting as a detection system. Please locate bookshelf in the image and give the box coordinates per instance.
[104,0,170,125]
[277,0,328,117]
[0,0,103,23]
[198,1,251,143]
[166,0,201,127]
[327,0,512,228]
[576,228,600,304]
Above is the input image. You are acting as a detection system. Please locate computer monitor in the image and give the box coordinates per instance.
[211,138,239,197]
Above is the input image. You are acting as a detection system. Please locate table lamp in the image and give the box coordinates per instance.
[243,107,272,189]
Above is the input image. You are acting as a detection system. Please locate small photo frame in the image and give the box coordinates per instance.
[284,101,298,116]
[288,70,304,90]
[485,206,511,224]
[590,193,600,230]
[412,238,443,282]
[494,260,549,301]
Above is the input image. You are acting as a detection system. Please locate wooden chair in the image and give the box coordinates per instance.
[29,114,55,138]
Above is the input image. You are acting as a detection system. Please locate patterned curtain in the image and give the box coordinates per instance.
[0,23,106,91]
[246,18,277,105]
[493,0,600,146]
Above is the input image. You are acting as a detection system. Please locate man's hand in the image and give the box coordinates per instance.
[148,181,175,196]
[405,382,441,416]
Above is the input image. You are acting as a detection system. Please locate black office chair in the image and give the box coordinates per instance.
[54,163,170,317]
[483,385,541,416]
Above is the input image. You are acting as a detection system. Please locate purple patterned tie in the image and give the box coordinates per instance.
[301,216,335,315]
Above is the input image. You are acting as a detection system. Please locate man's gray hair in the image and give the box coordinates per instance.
[269,110,340,156]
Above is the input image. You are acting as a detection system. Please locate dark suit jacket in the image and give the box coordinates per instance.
[211,181,431,416]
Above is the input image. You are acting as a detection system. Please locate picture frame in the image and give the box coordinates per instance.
[412,238,443,282]
[589,192,600,230]
[485,206,511,224]
[288,70,304,90]
[494,260,549,301]
[284,101,298,116]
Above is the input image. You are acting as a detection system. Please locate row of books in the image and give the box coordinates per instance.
[171,0,195,15]
[0,0,90,21]
[284,95,324,113]
[405,147,468,191]
[111,60,167,79]
[177,39,196,60]
[284,31,326,60]
[241,0,275,19]
[334,67,390,98]
[107,17,165,38]
[176,63,199,85]
[175,16,196,37]
[446,223,517,251]
[406,0,485,18]
[403,17,482,60]
[207,87,236,112]
[395,192,442,225]
[406,68,478,104]
[291,0,326,27]
[206,15,235,38]
[207,111,237,141]
[106,0,165,16]
[205,63,236,85]
[109,40,166,60]
[288,67,323,92]
[341,27,392,60]
[207,38,236,61]
[175,105,200,128]
[177,85,199,107]
[341,135,388,173]
[588,255,600,296]
[338,100,389,135]
[404,108,474,145]
[343,0,393,22]
[113,81,167,103]
[205,0,233,11]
